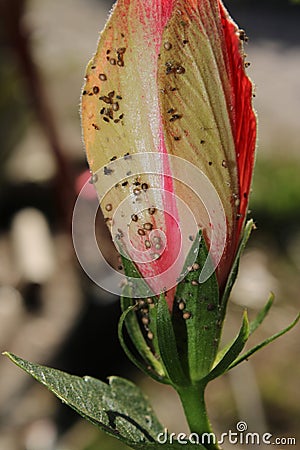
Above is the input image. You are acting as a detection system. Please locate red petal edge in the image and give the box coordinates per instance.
[219,1,257,243]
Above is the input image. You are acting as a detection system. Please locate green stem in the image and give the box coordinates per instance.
[176,383,220,450]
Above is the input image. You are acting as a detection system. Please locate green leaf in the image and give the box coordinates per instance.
[4,353,208,450]
[172,231,221,381]
[228,312,300,370]
[156,295,188,387]
[4,353,163,449]
[220,220,254,320]
[203,312,249,383]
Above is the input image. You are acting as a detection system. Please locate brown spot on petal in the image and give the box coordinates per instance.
[170,114,182,122]
[239,29,248,42]
[143,223,153,231]
[164,42,172,50]
[176,66,185,74]
[104,166,113,175]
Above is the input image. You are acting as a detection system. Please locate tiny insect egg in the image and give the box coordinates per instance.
[222,160,227,168]
[141,316,149,325]
[178,301,185,311]
[143,223,153,231]
[90,173,98,184]
[176,66,185,74]
[133,188,141,196]
[147,331,154,340]
[183,311,191,320]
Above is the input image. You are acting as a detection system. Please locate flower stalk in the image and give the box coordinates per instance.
[176,382,218,448]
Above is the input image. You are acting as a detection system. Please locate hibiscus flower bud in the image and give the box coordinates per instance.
[81,0,256,385]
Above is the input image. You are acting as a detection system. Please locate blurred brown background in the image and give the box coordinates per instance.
[0,1,299,449]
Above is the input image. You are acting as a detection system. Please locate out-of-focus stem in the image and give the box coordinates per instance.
[0,0,76,226]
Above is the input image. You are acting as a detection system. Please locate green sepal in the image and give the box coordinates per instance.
[214,292,275,368]
[156,294,189,387]
[172,231,221,381]
[203,311,250,383]
[118,301,167,383]
[120,254,154,299]
[119,255,166,382]
[228,312,300,370]
[3,353,164,450]
[249,292,275,335]
[220,220,254,321]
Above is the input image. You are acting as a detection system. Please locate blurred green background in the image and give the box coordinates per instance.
[0,0,299,449]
